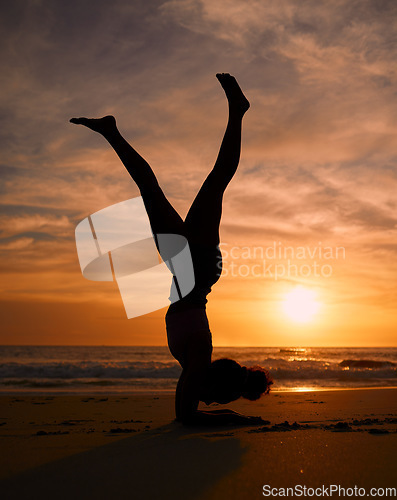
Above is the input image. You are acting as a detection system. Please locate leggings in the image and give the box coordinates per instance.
[101,106,244,294]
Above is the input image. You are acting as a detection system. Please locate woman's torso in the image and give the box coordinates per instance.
[166,306,212,369]
[166,241,221,367]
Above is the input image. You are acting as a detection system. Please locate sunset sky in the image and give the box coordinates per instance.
[1,0,397,346]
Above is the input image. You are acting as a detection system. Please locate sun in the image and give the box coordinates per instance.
[282,287,320,323]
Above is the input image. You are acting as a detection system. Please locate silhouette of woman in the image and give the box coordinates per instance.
[71,73,272,425]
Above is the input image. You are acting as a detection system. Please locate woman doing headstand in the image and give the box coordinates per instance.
[71,73,272,425]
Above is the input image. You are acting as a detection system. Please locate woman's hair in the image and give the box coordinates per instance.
[240,364,273,400]
[205,358,273,403]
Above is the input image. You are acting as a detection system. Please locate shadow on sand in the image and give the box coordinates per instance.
[1,423,246,500]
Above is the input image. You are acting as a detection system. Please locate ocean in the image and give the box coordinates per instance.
[0,346,396,394]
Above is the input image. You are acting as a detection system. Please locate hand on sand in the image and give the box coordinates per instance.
[244,415,267,425]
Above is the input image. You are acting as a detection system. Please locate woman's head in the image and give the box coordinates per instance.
[201,358,273,405]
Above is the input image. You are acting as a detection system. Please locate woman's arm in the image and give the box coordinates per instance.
[175,366,202,423]
[176,361,266,426]
[175,333,214,423]
[175,369,198,422]
[177,375,266,426]
[175,334,266,426]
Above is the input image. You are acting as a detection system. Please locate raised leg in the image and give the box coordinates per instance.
[70,116,184,237]
[184,73,249,245]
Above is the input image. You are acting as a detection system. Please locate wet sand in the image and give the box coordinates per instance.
[0,389,396,499]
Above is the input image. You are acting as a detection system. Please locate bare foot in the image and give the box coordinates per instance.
[69,115,117,135]
[216,73,250,115]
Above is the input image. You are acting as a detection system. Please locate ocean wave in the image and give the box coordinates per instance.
[279,348,309,354]
[0,378,176,389]
[0,361,181,380]
[269,367,397,381]
[0,358,395,382]
[339,359,395,369]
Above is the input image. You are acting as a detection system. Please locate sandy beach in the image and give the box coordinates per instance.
[0,388,396,499]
